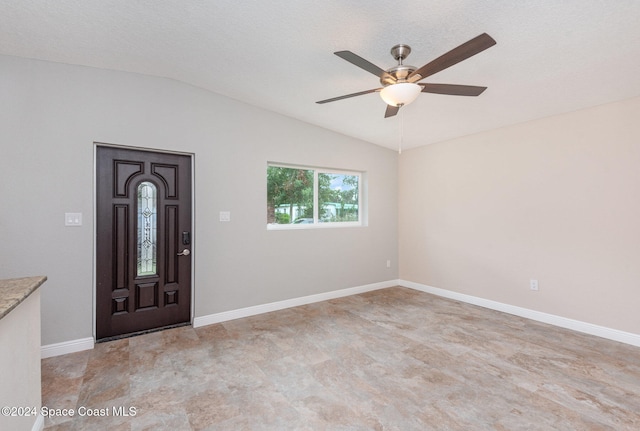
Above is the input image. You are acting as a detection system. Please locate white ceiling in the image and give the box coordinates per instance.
[2,1,640,151]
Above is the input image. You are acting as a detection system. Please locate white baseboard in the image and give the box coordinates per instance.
[32,414,44,431]
[41,337,94,359]
[400,279,640,348]
[39,281,394,357]
[43,280,637,355]
[193,280,398,328]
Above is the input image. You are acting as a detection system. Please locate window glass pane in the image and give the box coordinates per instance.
[267,166,314,224]
[318,173,359,223]
[137,181,157,276]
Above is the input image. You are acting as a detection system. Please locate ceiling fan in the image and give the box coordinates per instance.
[316,33,496,118]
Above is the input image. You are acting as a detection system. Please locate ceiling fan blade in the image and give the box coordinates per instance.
[384,104,400,118]
[420,83,487,96]
[334,51,393,81]
[316,88,380,104]
[408,33,496,82]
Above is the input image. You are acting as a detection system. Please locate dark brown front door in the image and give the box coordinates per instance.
[96,145,192,340]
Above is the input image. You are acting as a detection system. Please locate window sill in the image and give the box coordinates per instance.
[267,222,364,231]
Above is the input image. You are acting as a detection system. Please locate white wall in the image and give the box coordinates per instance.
[0,55,398,345]
[399,96,640,335]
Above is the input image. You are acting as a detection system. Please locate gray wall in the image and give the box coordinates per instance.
[0,55,399,345]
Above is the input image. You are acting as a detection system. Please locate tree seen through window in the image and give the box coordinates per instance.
[267,165,360,225]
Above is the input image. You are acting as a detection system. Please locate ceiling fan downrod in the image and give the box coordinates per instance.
[381,44,416,86]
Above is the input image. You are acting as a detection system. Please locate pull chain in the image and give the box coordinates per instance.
[398,104,404,154]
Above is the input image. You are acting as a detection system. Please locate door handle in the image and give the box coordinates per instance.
[177,249,191,256]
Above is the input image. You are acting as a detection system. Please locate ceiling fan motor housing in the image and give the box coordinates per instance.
[381,64,416,86]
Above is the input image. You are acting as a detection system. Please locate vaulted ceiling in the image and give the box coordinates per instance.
[2,1,639,150]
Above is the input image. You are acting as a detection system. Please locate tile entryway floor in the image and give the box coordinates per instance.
[42,287,640,430]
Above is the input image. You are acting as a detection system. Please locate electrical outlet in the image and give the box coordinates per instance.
[530,279,539,291]
[386,260,391,268]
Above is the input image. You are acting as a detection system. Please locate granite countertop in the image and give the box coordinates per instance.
[0,276,47,320]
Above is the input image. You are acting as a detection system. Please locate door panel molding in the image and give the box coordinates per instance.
[152,164,178,198]
[114,160,143,197]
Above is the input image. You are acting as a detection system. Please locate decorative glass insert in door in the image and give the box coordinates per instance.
[137,181,157,276]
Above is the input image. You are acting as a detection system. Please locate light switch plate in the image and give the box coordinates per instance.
[219,211,231,222]
[65,212,82,226]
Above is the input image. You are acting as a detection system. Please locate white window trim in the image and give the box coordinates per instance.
[267,163,364,230]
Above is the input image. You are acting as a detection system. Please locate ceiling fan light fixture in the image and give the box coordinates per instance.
[380,82,421,107]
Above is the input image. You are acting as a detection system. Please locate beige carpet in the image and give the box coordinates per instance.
[41,287,640,430]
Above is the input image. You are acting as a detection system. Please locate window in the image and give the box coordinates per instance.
[267,164,363,228]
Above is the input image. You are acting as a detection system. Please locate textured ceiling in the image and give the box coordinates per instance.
[1,1,639,150]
